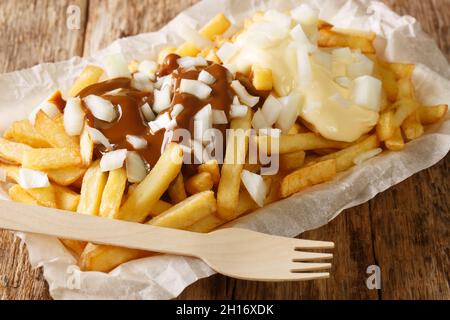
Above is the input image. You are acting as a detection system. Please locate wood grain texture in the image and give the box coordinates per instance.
[0,0,448,300]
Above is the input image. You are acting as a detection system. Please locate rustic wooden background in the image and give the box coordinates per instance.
[0,0,448,300]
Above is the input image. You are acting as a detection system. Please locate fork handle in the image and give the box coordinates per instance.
[0,200,205,257]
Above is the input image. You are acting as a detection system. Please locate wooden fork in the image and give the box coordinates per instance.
[0,200,334,281]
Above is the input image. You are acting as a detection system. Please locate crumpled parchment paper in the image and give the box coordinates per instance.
[0,0,448,300]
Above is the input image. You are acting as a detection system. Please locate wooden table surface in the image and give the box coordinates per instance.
[0,0,448,300]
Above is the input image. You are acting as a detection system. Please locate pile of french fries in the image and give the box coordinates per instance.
[0,10,447,274]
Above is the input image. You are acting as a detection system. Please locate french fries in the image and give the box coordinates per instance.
[45,166,86,186]
[22,148,81,170]
[168,172,187,204]
[147,200,173,218]
[279,151,306,172]
[198,160,220,186]
[68,65,104,97]
[60,239,87,257]
[401,111,424,140]
[199,13,231,41]
[385,128,405,151]
[99,168,127,218]
[186,214,226,233]
[257,133,349,154]
[419,105,448,125]
[252,67,273,91]
[318,27,376,53]
[80,124,94,167]
[77,161,108,215]
[217,112,251,220]
[393,99,421,127]
[280,159,337,198]
[3,120,50,148]
[8,185,39,206]
[34,111,79,150]
[114,143,183,223]
[0,137,31,164]
[176,42,201,57]
[23,186,57,208]
[53,185,80,212]
[390,63,415,80]
[376,110,395,141]
[185,172,214,195]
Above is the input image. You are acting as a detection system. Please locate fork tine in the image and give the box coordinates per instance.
[294,239,335,249]
[288,272,330,281]
[290,262,332,272]
[294,251,333,261]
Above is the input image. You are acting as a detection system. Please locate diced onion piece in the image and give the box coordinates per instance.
[138,60,158,78]
[346,54,374,79]
[180,79,212,100]
[154,75,173,91]
[198,70,216,85]
[63,97,85,136]
[233,96,240,105]
[29,101,60,125]
[176,23,211,49]
[240,170,267,207]
[212,110,228,125]
[216,42,238,63]
[84,95,117,122]
[18,168,50,189]
[354,148,383,165]
[140,103,155,121]
[302,99,321,115]
[230,104,248,119]
[131,72,154,92]
[276,92,302,134]
[126,151,148,183]
[86,126,112,150]
[259,128,281,137]
[312,51,332,70]
[332,48,353,64]
[261,95,283,126]
[350,76,382,112]
[264,10,292,29]
[329,93,352,108]
[100,149,127,172]
[0,168,5,182]
[334,76,352,88]
[167,119,177,131]
[230,80,259,107]
[290,24,315,52]
[149,113,171,133]
[177,56,207,69]
[153,86,172,113]
[171,104,184,119]
[296,47,312,87]
[291,4,319,25]
[126,135,148,149]
[194,104,213,142]
[252,109,270,130]
[104,54,131,78]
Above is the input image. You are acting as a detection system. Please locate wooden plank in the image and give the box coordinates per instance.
[0,0,88,300]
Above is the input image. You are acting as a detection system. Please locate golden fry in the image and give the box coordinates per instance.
[0,137,31,164]
[198,160,220,186]
[376,110,396,141]
[252,67,273,91]
[393,99,420,127]
[176,42,200,57]
[77,161,108,215]
[45,166,86,186]
[34,111,79,150]
[22,148,81,170]
[147,200,173,218]
[279,151,306,172]
[186,214,226,233]
[53,184,80,212]
[185,172,214,195]
[199,13,231,41]
[385,128,405,151]
[168,172,187,204]
[281,159,337,198]
[80,124,94,167]
[390,63,415,80]
[318,28,375,53]
[99,168,127,218]
[401,111,424,140]
[3,120,50,148]
[8,184,39,206]
[419,104,448,125]
[68,65,104,97]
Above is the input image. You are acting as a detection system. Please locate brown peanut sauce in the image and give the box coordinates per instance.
[79,54,234,168]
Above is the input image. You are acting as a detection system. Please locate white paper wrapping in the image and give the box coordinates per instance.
[0,0,449,300]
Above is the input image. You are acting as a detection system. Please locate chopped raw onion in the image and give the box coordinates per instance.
[346,53,374,79]
[177,56,207,69]
[291,4,319,26]
[100,149,127,172]
[180,79,212,100]
[171,104,184,119]
[126,135,148,149]
[354,148,383,165]
[64,97,85,136]
[138,60,158,79]
[194,104,213,142]
[149,113,171,133]
[230,104,248,119]
[86,126,112,150]
[240,170,267,207]
[216,42,238,63]
[212,110,228,125]
[104,54,131,78]
[332,48,353,64]
[230,80,259,107]
[252,109,270,130]
[329,93,352,108]
[276,92,302,133]
[264,10,292,29]
[155,75,173,91]
[259,128,281,137]
[29,100,60,125]
[350,76,382,112]
[140,103,155,121]
[261,95,283,126]
[18,168,50,189]
[312,51,332,70]
[176,23,211,49]
[131,72,154,92]
[296,47,312,87]
[83,95,117,122]
[302,98,321,115]
[153,86,172,113]
[290,24,315,52]
[126,151,148,183]
[198,70,216,85]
